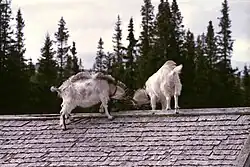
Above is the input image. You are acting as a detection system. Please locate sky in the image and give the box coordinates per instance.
[10,0,250,70]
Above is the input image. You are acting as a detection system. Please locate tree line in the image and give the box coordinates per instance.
[0,0,249,115]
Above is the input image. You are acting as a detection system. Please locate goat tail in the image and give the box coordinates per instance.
[50,86,60,94]
[170,64,183,75]
[132,88,150,106]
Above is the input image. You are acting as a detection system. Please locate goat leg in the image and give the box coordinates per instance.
[65,113,73,124]
[59,113,67,130]
[62,114,66,130]
[165,96,171,110]
[100,96,113,120]
[150,95,157,110]
[161,84,171,110]
[59,103,75,130]
[174,94,180,114]
[99,104,104,113]
[104,103,113,120]
[160,98,167,110]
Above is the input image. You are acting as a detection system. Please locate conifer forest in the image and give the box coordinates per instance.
[1,0,249,115]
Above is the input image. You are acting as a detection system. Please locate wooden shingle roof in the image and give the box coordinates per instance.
[1,107,250,167]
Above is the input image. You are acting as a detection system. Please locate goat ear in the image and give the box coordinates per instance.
[173,64,183,73]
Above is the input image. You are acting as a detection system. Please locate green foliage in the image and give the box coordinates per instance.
[243,66,250,106]
[111,15,125,82]
[104,52,113,75]
[27,58,35,81]
[169,0,185,64]
[215,0,240,107]
[206,21,217,67]
[217,0,234,69]
[154,0,172,64]
[70,41,80,74]
[180,30,196,108]
[193,34,210,107]
[93,37,106,73]
[123,17,138,91]
[37,33,57,85]
[0,1,31,113]
[112,15,124,64]
[35,33,59,111]
[0,0,13,78]
[15,8,26,58]
[0,0,249,114]
[54,16,70,82]
[137,0,155,88]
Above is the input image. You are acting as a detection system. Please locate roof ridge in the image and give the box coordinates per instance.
[1,107,250,121]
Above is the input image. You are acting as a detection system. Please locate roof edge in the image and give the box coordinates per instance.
[0,107,250,121]
[236,132,250,167]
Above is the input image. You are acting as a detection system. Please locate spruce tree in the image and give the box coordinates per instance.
[0,0,13,77]
[13,8,28,83]
[78,58,84,71]
[105,52,113,75]
[125,17,137,68]
[112,15,123,64]
[0,0,13,72]
[70,41,80,74]
[217,0,234,72]
[15,8,26,63]
[206,21,217,68]
[37,33,57,86]
[154,0,172,63]
[12,8,31,112]
[54,16,70,82]
[204,21,220,106]
[27,58,35,81]
[0,0,22,113]
[194,35,209,107]
[181,30,196,108]
[26,58,38,112]
[112,15,125,80]
[64,55,73,78]
[93,37,106,73]
[216,0,240,106]
[124,17,138,90]
[243,65,250,106]
[37,33,59,111]
[139,0,155,55]
[170,0,185,63]
[137,0,155,88]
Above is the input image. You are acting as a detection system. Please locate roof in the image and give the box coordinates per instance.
[1,107,250,167]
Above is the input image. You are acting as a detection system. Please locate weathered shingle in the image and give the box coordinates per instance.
[1,107,250,167]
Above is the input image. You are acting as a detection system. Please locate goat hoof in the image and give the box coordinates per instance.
[175,107,180,114]
[69,116,74,122]
[66,119,71,124]
[59,121,63,126]
[66,114,72,120]
[61,124,67,131]
[108,116,114,120]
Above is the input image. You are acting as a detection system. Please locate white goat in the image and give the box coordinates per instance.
[50,71,126,130]
[132,60,183,113]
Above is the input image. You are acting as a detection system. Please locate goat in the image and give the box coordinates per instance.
[132,60,183,113]
[50,71,126,130]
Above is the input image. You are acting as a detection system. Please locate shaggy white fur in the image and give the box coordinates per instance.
[133,60,183,113]
[51,72,126,130]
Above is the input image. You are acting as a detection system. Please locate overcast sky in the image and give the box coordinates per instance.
[11,0,250,69]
